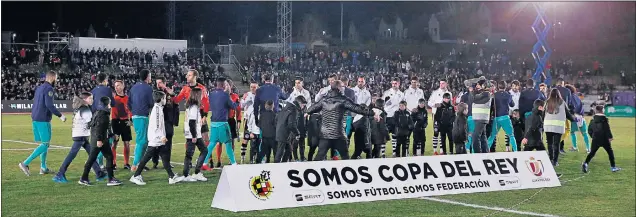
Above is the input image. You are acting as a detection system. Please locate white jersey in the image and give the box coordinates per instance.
[428,88,452,115]
[71,107,92,138]
[241,91,256,118]
[184,105,203,139]
[382,88,405,117]
[509,90,521,112]
[404,87,425,111]
[244,111,260,135]
[315,86,331,102]
[351,86,372,122]
[148,104,166,147]
[287,87,312,108]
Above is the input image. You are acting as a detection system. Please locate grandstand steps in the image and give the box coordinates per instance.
[220,64,250,94]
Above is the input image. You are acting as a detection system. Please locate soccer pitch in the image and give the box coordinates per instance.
[1,113,634,217]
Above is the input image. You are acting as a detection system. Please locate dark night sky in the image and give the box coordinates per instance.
[2,2,633,45]
[1,1,442,43]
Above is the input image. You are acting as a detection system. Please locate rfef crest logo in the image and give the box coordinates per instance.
[249,170,274,201]
[525,157,544,177]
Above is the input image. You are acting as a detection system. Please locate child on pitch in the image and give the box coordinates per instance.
[452,103,469,154]
[78,97,122,186]
[129,91,185,185]
[393,101,413,157]
[509,109,524,152]
[582,105,621,173]
[434,93,455,155]
[256,100,277,163]
[53,92,106,183]
[411,98,428,156]
[182,88,209,181]
[521,99,547,151]
[370,98,389,158]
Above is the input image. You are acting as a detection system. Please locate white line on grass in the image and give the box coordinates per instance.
[419,197,558,217]
[1,139,222,170]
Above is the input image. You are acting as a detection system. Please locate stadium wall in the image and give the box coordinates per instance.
[69,37,187,54]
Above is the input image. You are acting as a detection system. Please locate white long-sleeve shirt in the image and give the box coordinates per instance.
[148,104,166,147]
[383,88,405,117]
[241,91,256,119]
[71,107,92,138]
[351,86,372,122]
[315,85,331,102]
[509,89,521,112]
[184,105,202,139]
[404,87,425,111]
[287,87,312,108]
[428,88,452,115]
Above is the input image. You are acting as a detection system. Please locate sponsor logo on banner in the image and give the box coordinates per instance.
[248,171,274,201]
[293,189,325,205]
[212,152,561,212]
[1,100,72,113]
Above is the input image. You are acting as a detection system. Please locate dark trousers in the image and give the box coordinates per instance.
[152,124,173,166]
[135,145,175,178]
[471,121,489,153]
[486,122,497,152]
[274,142,292,163]
[546,132,562,165]
[351,125,371,159]
[292,137,306,161]
[372,143,385,158]
[183,138,207,175]
[307,136,318,161]
[412,129,426,156]
[315,139,349,161]
[58,137,102,176]
[249,137,261,163]
[454,142,467,154]
[524,142,546,151]
[395,135,409,157]
[82,140,114,180]
[585,139,616,167]
[439,129,453,154]
[257,138,277,163]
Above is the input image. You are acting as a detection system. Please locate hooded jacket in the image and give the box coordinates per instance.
[307,90,375,140]
[434,101,455,129]
[452,111,468,143]
[275,101,301,143]
[523,108,544,146]
[588,114,613,142]
[370,107,389,145]
[89,108,112,145]
[413,106,429,130]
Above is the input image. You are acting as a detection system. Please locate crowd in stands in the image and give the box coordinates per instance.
[2,44,633,102]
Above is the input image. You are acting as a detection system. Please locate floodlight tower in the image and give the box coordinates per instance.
[531,2,552,87]
[167,0,176,39]
[277,1,292,59]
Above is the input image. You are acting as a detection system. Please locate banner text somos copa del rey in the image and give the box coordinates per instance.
[211,151,561,212]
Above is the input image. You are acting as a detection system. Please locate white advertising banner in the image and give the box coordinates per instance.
[211,151,561,212]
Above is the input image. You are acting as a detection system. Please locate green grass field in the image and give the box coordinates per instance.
[1,113,634,217]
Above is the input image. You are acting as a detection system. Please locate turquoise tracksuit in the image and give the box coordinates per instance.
[465,116,474,153]
[132,116,149,166]
[487,116,518,151]
[570,118,590,150]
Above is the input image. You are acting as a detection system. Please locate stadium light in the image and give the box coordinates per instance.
[322,31,326,36]
[115,34,118,38]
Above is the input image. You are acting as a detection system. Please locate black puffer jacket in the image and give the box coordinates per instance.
[89,109,112,145]
[275,101,301,143]
[307,90,374,140]
[452,112,468,143]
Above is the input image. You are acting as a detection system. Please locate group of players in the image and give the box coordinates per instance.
[17,68,620,186]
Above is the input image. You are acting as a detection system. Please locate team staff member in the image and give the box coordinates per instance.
[519,79,546,120]
[203,78,239,167]
[286,77,311,162]
[254,74,287,121]
[213,80,242,168]
[151,76,179,169]
[469,78,494,153]
[128,69,154,172]
[428,79,452,155]
[19,70,67,176]
[383,78,405,157]
[111,80,133,170]
[173,70,211,168]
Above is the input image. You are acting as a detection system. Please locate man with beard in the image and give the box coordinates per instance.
[286,77,311,161]
[428,79,452,155]
[468,78,494,153]
[274,96,306,163]
[213,80,241,168]
[128,69,154,172]
[307,81,378,161]
[383,78,405,157]
[350,77,372,159]
[151,76,179,169]
[19,70,66,176]
[172,70,212,170]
